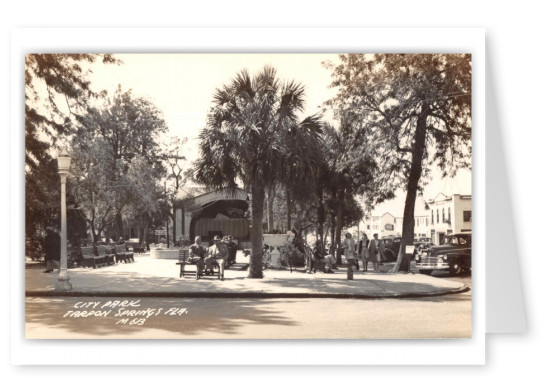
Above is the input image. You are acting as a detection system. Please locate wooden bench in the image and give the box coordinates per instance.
[127,241,145,253]
[175,248,222,280]
[96,245,115,266]
[80,246,107,269]
[176,248,197,279]
[114,244,134,263]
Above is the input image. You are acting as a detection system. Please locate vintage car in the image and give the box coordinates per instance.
[380,236,402,263]
[415,232,471,276]
[414,237,433,251]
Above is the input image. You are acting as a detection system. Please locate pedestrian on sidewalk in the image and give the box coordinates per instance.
[44,227,60,273]
[358,233,370,271]
[343,232,358,270]
[367,233,381,272]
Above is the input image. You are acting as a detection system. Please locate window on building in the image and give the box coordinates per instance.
[437,210,439,223]
[448,207,451,223]
[463,210,472,222]
[431,210,434,225]
[367,225,370,229]
[442,208,445,222]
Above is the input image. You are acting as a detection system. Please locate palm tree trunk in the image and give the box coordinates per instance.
[286,186,292,231]
[249,175,265,278]
[316,180,325,245]
[391,104,429,273]
[267,185,275,232]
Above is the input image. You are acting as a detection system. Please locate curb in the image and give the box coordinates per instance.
[25,285,469,299]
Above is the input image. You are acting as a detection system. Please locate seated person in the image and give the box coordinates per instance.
[205,235,227,276]
[226,235,238,266]
[312,240,334,274]
[189,236,206,274]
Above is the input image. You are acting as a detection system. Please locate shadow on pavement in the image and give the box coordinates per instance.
[26,297,303,338]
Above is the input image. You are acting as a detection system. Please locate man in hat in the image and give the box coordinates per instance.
[205,235,228,277]
[367,233,380,272]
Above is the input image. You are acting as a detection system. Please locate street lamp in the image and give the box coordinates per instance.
[55,147,72,291]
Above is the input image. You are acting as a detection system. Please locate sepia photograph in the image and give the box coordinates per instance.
[24,52,472,340]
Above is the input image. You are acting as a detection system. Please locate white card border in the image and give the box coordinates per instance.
[10,27,485,365]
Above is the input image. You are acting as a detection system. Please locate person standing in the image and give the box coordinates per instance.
[343,232,357,270]
[358,233,370,272]
[367,233,381,272]
[44,227,60,273]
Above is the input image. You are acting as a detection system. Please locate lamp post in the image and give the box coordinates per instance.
[165,181,170,248]
[55,147,72,291]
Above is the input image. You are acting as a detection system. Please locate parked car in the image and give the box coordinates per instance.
[380,236,402,263]
[415,233,471,276]
[414,237,433,251]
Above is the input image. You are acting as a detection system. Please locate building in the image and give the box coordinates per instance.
[427,193,472,245]
[364,192,471,244]
[175,187,251,243]
[366,212,399,238]
[366,212,429,239]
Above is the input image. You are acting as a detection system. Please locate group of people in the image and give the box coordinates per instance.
[344,232,381,272]
[188,234,238,276]
[310,232,382,274]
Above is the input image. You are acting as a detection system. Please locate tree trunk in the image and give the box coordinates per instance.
[316,180,325,246]
[91,226,98,244]
[267,185,275,232]
[249,175,265,279]
[143,218,150,246]
[138,221,144,245]
[335,187,344,265]
[171,211,177,246]
[391,104,429,273]
[115,212,124,240]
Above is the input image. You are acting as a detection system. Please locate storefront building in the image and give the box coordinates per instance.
[427,193,472,245]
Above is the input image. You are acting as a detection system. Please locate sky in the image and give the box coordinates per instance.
[86,53,471,217]
[88,53,339,156]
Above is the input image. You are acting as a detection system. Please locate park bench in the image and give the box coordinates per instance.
[80,246,107,269]
[126,240,146,254]
[96,245,115,266]
[114,244,134,263]
[176,248,222,280]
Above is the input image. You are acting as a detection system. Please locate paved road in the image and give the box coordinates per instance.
[26,282,471,339]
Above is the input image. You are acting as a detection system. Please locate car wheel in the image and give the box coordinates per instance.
[449,262,463,276]
[419,270,432,275]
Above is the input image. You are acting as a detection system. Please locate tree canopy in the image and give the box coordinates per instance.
[25,54,118,260]
[70,87,168,242]
[327,53,471,271]
[194,66,322,278]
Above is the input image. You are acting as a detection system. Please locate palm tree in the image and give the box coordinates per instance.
[194,66,322,278]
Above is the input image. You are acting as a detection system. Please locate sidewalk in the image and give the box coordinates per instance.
[25,252,468,299]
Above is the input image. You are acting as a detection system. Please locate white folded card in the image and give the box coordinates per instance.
[10,27,518,366]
